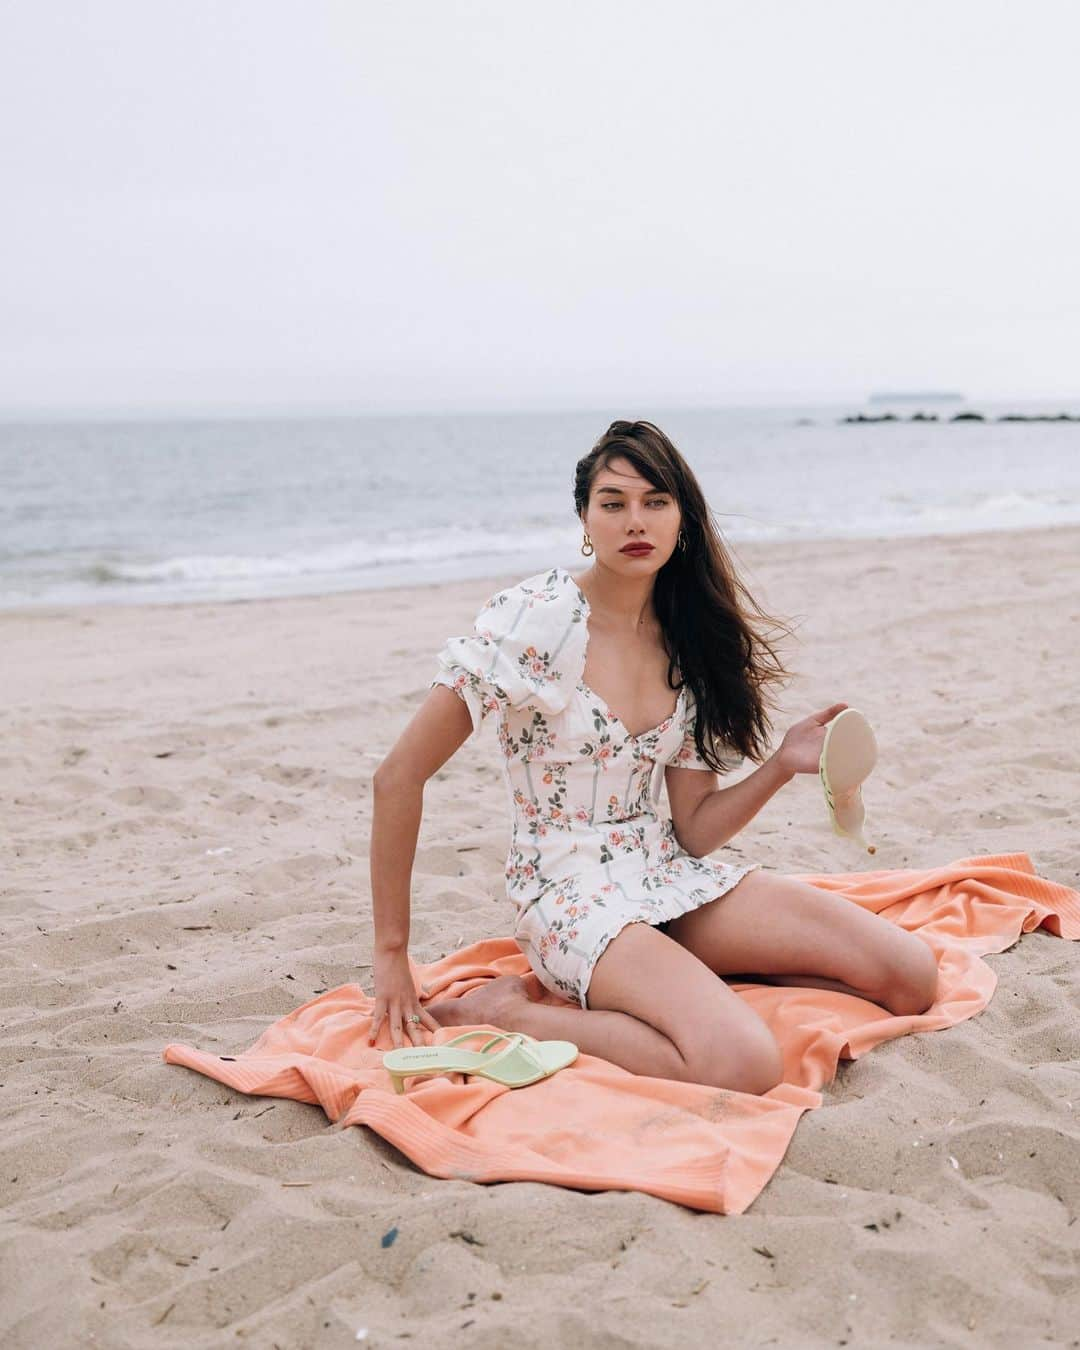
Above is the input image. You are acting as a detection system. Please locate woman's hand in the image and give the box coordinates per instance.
[368,945,441,1047]
[776,703,849,777]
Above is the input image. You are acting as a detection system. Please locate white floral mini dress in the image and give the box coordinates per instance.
[431,565,761,1008]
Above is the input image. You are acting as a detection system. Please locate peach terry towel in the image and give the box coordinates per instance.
[164,853,1080,1214]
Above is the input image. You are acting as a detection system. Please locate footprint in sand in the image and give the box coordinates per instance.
[325,774,368,801]
[109,786,183,811]
[259,763,321,787]
[948,1121,1080,1213]
[1015,750,1080,774]
[250,853,340,891]
[51,772,101,797]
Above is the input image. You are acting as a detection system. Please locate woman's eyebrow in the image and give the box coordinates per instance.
[595,485,668,496]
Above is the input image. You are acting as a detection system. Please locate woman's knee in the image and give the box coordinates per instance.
[678,1017,784,1096]
[877,934,938,1016]
[586,920,784,1094]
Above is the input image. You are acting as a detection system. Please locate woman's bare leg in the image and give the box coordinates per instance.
[426,920,784,1095]
[664,869,939,1016]
[428,974,690,1080]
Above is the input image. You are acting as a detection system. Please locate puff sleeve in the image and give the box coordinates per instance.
[430,567,588,742]
[665,688,744,774]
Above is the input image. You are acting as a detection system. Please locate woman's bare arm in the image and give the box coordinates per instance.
[665,703,847,858]
[368,684,475,1045]
[665,755,793,857]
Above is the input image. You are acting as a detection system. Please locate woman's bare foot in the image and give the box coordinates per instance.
[426,974,533,1032]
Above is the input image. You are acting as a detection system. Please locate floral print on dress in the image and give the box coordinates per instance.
[500,707,559,760]
[431,566,758,1008]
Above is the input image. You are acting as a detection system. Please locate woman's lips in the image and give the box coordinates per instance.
[620,544,654,555]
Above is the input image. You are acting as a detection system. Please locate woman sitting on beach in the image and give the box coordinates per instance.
[369,420,938,1094]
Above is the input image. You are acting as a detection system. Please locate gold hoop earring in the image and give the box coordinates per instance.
[677,529,687,552]
[581,533,594,557]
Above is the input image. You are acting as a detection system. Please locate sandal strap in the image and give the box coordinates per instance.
[443,1029,536,1052]
[441,1029,544,1075]
[480,1034,546,1076]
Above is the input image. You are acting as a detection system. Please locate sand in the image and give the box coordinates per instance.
[2,524,1079,1348]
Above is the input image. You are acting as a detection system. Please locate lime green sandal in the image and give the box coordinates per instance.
[819,707,878,854]
[382,1029,578,1094]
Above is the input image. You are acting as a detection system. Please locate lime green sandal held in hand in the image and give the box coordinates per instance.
[819,707,879,854]
[382,1029,579,1094]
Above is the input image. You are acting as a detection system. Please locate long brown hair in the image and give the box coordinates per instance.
[573,419,794,769]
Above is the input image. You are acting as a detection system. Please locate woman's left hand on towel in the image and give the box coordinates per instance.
[369,946,442,1048]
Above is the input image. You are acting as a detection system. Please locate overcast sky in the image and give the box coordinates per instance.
[2,2,1078,415]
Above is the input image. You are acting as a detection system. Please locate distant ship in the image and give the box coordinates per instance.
[868,392,964,403]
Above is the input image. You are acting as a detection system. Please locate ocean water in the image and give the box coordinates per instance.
[2,401,1079,609]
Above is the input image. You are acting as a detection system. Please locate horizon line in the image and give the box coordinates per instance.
[3,389,1079,424]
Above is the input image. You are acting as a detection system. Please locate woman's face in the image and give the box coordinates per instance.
[580,455,682,575]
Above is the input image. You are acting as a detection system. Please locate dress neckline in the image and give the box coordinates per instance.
[563,569,683,742]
